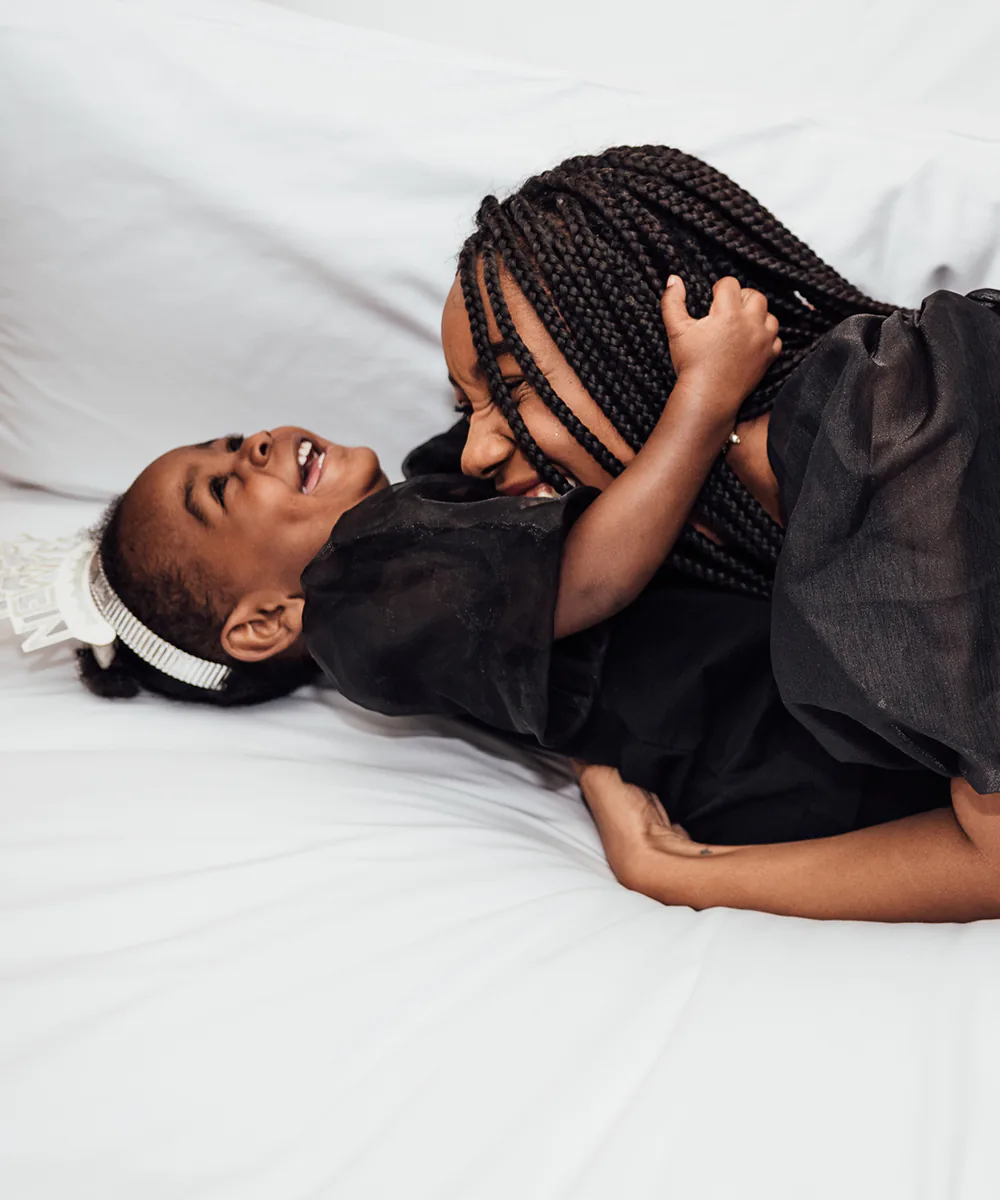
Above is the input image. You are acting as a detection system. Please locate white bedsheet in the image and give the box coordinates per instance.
[4,2,1000,1196]
[3,488,1000,1199]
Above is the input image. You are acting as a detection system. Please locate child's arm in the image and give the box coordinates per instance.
[553,275,781,639]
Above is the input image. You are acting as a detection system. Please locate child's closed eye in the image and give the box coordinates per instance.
[210,475,229,509]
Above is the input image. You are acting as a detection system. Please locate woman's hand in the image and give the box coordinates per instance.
[577,763,732,902]
[580,763,1000,922]
[661,275,781,420]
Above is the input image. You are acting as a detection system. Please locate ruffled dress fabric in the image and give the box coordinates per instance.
[302,477,607,747]
[769,289,1000,794]
[303,472,948,845]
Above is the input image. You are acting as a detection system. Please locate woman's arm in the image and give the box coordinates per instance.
[554,277,780,638]
[579,765,1000,922]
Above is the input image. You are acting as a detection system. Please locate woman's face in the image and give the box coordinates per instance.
[122,427,388,608]
[441,270,636,495]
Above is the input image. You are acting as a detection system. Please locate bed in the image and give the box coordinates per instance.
[3,3,1000,1197]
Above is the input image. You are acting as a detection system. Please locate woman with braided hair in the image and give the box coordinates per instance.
[424,144,1000,922]
[440,144,883,602]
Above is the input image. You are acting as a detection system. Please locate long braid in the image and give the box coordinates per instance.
[669,526,772,599]
[460,145,897,598]
[502,196,664,446]
[459,241,566,491]
[479,237,625,478]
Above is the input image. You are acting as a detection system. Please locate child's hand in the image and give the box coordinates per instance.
[661,275,781,416]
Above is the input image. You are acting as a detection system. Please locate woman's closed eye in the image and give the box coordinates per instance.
[453,379,530,416]
[505,377,531,405]
[225,433,244,452]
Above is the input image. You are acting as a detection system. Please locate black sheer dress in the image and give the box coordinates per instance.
[769,288,1000,795]
[303,425,948,845]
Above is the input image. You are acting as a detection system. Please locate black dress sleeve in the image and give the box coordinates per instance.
[301,476,608,745]
[768,289,1000,793]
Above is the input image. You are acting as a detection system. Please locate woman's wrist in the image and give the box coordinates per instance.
[628,845,711,908]
[628,830,740,908]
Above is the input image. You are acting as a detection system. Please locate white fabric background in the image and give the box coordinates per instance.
[2,2,1000,1197]
[267,0,1000,128]
[1,0,999,497]
[4,485,1000,1200]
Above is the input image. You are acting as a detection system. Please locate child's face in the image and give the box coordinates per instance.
[441,268,637,495]
[123,426,388,618]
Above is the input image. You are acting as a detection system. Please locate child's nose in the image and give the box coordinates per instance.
[245,431,272,467]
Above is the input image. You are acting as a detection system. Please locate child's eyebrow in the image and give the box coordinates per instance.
[183,468,210,528]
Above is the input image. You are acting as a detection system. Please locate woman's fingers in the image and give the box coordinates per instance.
[579,764,669,832]
[644,789,672,827]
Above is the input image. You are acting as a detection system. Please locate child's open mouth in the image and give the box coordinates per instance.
[297,438,326,494]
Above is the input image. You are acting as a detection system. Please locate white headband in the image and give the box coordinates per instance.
[0,533,231,692]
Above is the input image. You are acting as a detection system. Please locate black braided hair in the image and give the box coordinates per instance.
[460,145,898,598]
[76,496,318,706]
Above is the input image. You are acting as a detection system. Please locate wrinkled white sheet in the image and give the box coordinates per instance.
[3,2,1000,1196]
[3,487,1000,1199]
[3,0,1000,498]
[268,0,1000,129]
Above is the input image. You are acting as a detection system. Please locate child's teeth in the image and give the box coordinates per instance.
[302,450,326,495]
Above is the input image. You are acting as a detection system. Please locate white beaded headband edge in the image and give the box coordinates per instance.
[88,551,231,691]
[1,533,231,692]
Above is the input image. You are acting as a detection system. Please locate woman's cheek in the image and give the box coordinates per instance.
[522,401,576,470]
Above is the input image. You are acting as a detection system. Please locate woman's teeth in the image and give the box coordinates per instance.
[297,439,313,469]
[525,483,559,499]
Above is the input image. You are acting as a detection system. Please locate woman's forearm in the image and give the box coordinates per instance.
[647,805,1000,922]
[554,377,732,638]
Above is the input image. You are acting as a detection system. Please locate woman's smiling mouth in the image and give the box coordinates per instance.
[498,476,577,500]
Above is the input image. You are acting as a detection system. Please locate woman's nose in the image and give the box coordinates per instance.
[460,416,510,480]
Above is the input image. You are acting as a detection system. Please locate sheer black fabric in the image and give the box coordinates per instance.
[561,574,947,844]
[303,476,608,746]
[303,472,948,844]
[769,288,1000,793]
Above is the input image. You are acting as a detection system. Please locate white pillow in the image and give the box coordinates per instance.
[2,0,999,498]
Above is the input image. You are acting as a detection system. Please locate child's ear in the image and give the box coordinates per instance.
[221,592,305,663]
